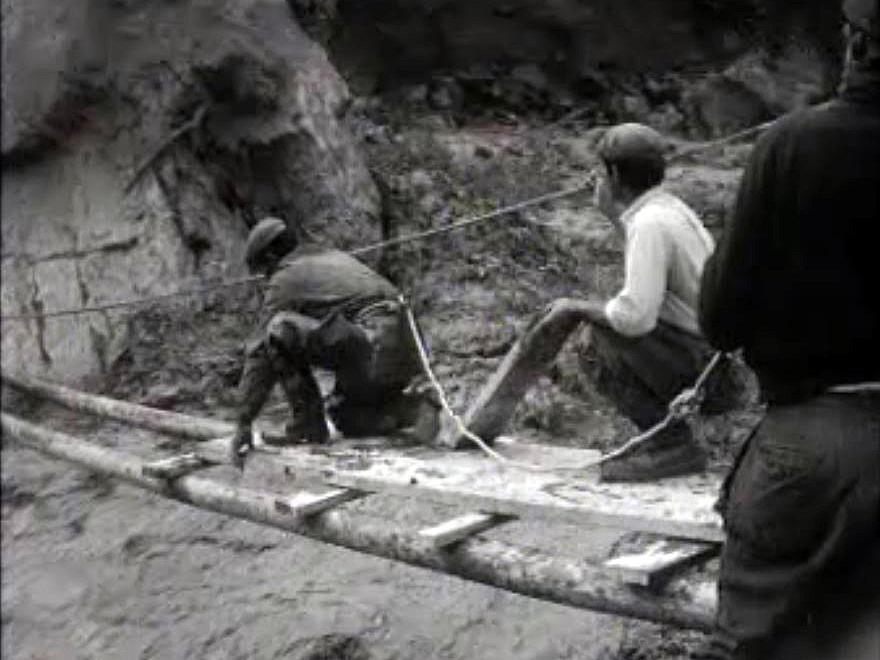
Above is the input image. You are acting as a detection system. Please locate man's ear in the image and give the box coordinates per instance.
[851,29,869,61]
[607,163,624,195]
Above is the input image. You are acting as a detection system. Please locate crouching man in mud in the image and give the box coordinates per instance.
[440,123,723,482]
[231,217,438,463]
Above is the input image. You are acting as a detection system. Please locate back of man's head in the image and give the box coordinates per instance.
[844,0,879,37]
[597,123,667,195]
[245,216,296,273]
[844,0,880,69]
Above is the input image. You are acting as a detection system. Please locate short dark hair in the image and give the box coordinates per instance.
[266,230,297,260]
[603,153,665,194]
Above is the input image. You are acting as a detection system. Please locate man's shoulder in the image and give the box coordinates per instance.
[277,245,354,269]
[757,100,849,149]
[631,190,699,230]
[629,190,713,253]
[273,244,393,287]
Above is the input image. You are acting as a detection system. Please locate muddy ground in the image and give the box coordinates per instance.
[2,91,762,659]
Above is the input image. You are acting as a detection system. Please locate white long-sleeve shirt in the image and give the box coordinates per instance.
[604,187,715,337]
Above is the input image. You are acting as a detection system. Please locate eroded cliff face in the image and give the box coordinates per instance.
[1,0,379,380]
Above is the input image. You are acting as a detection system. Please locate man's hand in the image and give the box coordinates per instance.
[230,422,254,470]
[668,387,704,421]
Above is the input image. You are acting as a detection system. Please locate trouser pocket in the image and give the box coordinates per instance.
[723,410,836,560]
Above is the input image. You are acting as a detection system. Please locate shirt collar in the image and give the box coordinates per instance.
[619,185,666,230]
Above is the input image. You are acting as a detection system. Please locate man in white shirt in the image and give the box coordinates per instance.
[443,123,718,482]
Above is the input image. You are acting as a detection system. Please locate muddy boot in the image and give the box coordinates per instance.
[599,423,707,483]
[283,416,329,445]
[267,368,329,446]
[327,398,399,438]
[394,383,441,446]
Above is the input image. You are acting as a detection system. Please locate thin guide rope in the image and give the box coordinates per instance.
[0,119,773,323]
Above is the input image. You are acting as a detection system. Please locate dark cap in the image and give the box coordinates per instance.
[245,216,288,268]
[844,0,880,38]
[596,123,666,165]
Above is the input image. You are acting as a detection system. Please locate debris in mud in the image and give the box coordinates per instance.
[283,634,371,660]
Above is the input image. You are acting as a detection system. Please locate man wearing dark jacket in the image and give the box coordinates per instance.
[697,1,880,657]
[231,217,437,460]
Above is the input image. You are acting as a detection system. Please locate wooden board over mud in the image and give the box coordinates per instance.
[3,371,724,543]
[202,435,725,543]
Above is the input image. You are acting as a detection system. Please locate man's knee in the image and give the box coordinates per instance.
[266,313,314,365]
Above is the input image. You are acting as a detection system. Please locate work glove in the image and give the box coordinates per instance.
[230,422,254,470]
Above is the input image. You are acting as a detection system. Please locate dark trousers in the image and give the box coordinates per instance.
[585,321,715,440]
[698,392,880,659]
[238,302,423,436]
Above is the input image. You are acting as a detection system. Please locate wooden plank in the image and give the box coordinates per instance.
[274,488,366,517]
[436,305,584,448]
[4,372,724,542]
[419,512,511,548]
[1,370,285,443]
[219,436,724,543]
[1,411,718,632]
[604,538,719,589]
[142,453,215,479]
[321,470,723,543]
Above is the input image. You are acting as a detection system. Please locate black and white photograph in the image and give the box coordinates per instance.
[2,1,878,658]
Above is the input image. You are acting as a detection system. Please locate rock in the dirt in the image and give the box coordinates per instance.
[1,0,380,381]
[511,63,549,93]
[139,384,184,411]
[283,634,371,660]
[429,77,465,111]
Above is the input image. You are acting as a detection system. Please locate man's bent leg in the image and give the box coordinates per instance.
[290,308,398,438]
[436,302,586,448]
[588,322,709,481]
[266,312,329,445]
[317,304,436,439]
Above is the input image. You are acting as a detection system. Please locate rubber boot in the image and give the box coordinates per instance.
[269,367,329,446]
[599,422,707,483]
[393,383,441,446]
[327,398,398,438]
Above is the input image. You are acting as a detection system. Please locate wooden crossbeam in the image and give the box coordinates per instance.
[419,512,512,548]
[142,453,215,479]
[274,488,367,517]
[604,537,719,589]
[319,468,723,543]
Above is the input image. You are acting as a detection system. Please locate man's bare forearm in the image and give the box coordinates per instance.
[552,297,612,328]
